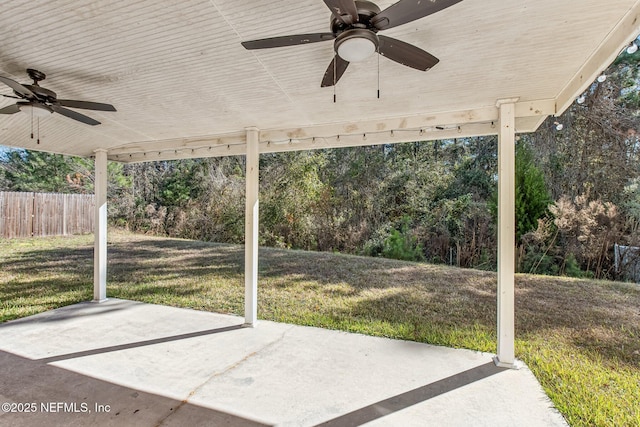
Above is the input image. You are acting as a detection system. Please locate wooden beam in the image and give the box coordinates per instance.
[108,132,246,158]
[261,123,497,155]
[260,100,554,144]
[107,100,554,163]
[556,2,640,114]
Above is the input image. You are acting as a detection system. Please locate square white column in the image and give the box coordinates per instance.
[93,149,108,302]
[495,99,519,368]
[244,127,260,326]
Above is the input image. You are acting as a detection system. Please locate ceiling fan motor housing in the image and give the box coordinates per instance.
[21,84,57,102]
[330,1,381,33]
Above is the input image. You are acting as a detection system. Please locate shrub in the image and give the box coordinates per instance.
[382,220,424,262]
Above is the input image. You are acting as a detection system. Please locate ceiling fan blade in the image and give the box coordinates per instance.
[372,0,463,30]
[51,105,101,125]
[323,0,359,24]
[57,99,117,111]
[0,104,20,114]
[378,35,439,71]
[242,33,334,50]
[0,76,36,99]
[321,55,350,87]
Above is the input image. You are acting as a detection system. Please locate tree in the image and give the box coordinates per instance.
[316,146,388,253]
[260,151,326,249]
[529,43,640,205]
[0,150,93,193]
[514,140,551,240]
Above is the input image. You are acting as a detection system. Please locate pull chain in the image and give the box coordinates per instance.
[30,107,34,139]
[37,117,40,144]
[377,47,380,99]
[333,56,337,103]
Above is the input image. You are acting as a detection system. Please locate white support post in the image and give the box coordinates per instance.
[494,99,519,368]
[244,127,260,326]
[93,149,108,302]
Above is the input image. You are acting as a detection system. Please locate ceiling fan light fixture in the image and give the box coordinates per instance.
[18,102,53,118]
[335,29,378,63]
[627,41,638,54]
[0,69,115,126]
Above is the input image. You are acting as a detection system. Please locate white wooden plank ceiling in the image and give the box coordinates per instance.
[0,0,639,162]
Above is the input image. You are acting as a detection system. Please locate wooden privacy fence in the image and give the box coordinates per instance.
[0,192,95,238]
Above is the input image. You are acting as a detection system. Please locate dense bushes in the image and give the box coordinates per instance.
[102,135,633,280]
[2,134,638,280]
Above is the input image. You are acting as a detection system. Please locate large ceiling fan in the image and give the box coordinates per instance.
[242,0,463,87]
[0,68,116,126]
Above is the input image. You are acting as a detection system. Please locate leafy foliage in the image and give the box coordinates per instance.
[0,150,93,193]
[515,141,551,240]
[382,217,424,262]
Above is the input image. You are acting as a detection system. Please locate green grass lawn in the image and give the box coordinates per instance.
[1,231,639,426]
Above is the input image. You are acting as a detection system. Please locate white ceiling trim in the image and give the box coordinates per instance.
[556,1,640,114]
[110,99,556,162]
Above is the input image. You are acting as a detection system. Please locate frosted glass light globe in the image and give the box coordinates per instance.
[337,37,376,62]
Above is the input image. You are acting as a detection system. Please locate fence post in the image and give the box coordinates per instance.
[63,195,67,235]
[30,192,36,237]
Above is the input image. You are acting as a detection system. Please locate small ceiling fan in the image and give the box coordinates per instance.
[0,68,116,126]
[241,0,462,87]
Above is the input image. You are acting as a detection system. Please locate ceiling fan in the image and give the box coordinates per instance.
[0,68,116,126]
[241,0,463,87]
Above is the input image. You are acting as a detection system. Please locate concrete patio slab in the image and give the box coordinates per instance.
[0,299,567,426]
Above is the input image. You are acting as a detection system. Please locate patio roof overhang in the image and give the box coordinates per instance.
[0,0,638,162]
[2,0,639,370]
